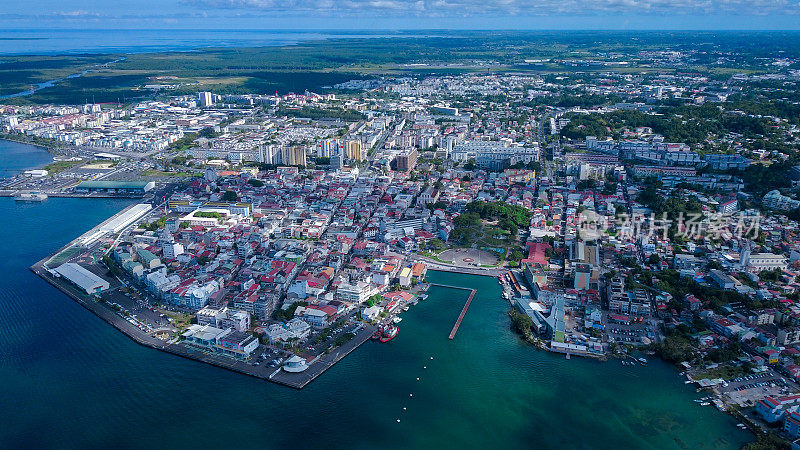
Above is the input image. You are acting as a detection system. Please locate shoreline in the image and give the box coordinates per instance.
[0,135,60,154]
[29,202,377,389]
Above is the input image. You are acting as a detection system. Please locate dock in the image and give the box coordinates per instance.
[428,283,477,340]
[448,289,476,339]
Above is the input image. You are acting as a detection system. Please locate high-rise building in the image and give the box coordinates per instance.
[258,145,281,165]
[282,146,307,167]
[394,149,418,172]
[315,139,344,157]
[346,140,366,161]
[198,92,213,107]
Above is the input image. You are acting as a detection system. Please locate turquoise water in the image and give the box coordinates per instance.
[0,144,752,449]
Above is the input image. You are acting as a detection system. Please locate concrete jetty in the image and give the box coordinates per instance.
[428,283,477,340]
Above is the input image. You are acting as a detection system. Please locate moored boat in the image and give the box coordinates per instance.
[379,325,398,343]
[15,192,48,202]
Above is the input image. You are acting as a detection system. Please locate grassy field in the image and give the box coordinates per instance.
[44,159,84,175]
[3,31,799,105]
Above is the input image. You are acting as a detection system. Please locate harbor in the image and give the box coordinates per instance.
[28,202,385,389]
[3,196,751,448]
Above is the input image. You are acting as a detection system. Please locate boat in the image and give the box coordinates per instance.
[419,295,427,301]
[371,329,383,340]
[637,357,648,365]
[700,402,710,406]
[15,192,48,202]
[392,316,403,324]
[379,325,398,343]
[402,306,409,312]
[282,355,309,373]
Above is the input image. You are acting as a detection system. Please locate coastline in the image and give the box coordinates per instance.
[31,252,378,389]
[29,202,378,389]
[0,134,60,154]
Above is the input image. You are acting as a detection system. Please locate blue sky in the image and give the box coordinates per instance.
[3,0,800,29]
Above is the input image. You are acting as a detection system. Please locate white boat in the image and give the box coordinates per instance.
[392,316,403,324]
[15,192,48,202]
[700,402,710,406]
[282,355,309,373]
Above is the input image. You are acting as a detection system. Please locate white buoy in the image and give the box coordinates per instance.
[397,419,401,423]
[416,377,420,380]
[403,407,407,411]
[430,356,434,360]
[423,366,426,369]
[410,393,413,397]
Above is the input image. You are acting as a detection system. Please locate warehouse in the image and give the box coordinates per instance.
[75,181,155,194]
[54,263,110,295]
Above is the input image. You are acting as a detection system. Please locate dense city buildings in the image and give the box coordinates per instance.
[4,33,800,447]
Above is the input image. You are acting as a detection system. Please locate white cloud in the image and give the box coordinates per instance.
[181,0,800,15]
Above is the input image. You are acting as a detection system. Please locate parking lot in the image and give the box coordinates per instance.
[605,316,657,345]
[720,372,797,407]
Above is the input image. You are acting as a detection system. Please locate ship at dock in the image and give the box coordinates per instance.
[14,192,48,202]
[372,324,398,343]
[379,325,398,342]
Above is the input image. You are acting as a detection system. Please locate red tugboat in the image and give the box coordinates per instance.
[371,329,382,340]
[379,324,398,343]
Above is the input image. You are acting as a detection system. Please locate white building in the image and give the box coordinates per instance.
[763,190,800,212]
[336,281,378,304]
[162,241,184,260]
[53,263,110,295]
[198,92,213,107]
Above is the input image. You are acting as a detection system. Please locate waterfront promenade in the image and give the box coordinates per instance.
[411,255,507,277]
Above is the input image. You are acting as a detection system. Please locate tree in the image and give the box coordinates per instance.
[743,433,790,450]
[508,249,524,262]
[509,309,533,336]
[428,239,447,252]
[654,334,695,363]
[247,178,264,187]
[222,190,238,202]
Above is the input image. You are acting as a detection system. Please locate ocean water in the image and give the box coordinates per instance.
[0,143,752,449]
[0,139,53,178]
[0,29,404,55]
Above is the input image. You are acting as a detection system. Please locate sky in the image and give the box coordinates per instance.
[2,0,800,30]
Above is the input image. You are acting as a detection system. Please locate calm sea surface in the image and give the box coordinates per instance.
[0,29,412,55]
[0,142,752,448]
[0,139,53,178]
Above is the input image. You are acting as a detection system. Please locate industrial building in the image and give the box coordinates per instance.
[54,262,110,295]
[75,181,155,194]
